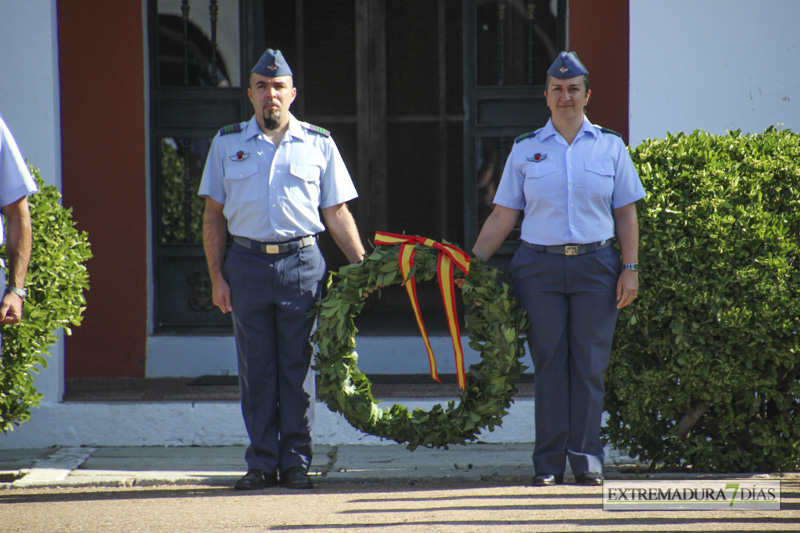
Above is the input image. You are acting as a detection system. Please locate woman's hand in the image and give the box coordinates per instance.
[616,270,638,309]
[363,285,383,298]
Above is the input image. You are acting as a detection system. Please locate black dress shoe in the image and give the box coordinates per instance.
[575,472,604,486]
[531,474,564,486]
[235,469,278,490]
[280,466,313,489]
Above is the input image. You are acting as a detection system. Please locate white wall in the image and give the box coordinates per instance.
[0,0,64,402]
[146,335,489,377]
[0,0,61,189]
[629,0,800,146]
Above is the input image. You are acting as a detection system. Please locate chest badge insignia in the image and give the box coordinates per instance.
[527,153,547,162]
[230,151,250,161]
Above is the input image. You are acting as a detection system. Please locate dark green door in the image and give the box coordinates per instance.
[149,0,263,333]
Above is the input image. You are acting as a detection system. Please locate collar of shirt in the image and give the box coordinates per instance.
[285,113,306,142]
[242,113,306,145]
[241,115,261,141]
[538,116,598,145]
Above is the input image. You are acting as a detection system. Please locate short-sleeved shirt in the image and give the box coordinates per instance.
[0,115,39,246]
[493,117,646,246]
[198,114,358,242]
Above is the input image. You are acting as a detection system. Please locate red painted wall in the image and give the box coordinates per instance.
[59,1,147,376]
[568,0,630,143]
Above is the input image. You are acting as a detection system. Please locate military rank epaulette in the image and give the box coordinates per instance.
[515,130,539,143]
[302,122,331,137]
[219,123,244,136]
[599,127,622,138]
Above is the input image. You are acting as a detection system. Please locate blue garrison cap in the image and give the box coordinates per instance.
[547,51,589,79]
[251,48,293,78]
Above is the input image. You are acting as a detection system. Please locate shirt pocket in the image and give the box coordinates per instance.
[524,161,557,179]
[523,161,558,200]
[223,161,260,200]
[584,158,615,198]
[287,163,322,203]
[290,164,322,184]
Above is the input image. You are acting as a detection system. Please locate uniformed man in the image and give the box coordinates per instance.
[199,49,365,490]
[0,115,37,338]
[470,52,646,486]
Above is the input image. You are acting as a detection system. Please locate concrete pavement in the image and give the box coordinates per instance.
[4,442,796,490]
[2,444,798,533]
[0,442,650,489]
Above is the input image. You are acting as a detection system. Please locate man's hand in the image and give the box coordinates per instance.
[0,292,23,324]
[1,196,32,325]
[211,277,233,314]
[202,196,232,314]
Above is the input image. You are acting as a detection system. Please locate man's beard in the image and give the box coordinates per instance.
[263,109,281,130]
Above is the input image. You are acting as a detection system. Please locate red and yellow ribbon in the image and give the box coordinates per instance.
[373,232,471,390]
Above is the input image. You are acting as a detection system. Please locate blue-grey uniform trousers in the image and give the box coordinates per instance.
[510,243,621,477]
[224,240,326,475]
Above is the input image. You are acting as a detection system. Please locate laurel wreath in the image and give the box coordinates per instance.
[311,242,528,450]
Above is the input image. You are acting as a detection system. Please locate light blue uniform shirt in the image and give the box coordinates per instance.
[0,115,39,246]
[198,114,358,242]
[493,117,646,246]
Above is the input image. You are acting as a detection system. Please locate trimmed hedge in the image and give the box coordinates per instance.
[0,165,91,433]
[604,127,800,472]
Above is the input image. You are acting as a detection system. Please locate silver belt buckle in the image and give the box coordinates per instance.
[265,244,280,254]
[564,245,579,256]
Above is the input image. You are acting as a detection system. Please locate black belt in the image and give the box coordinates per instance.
[522,238,614,256]
[233,235,317,254]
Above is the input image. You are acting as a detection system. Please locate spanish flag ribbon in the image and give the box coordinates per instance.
[373,232,470,390]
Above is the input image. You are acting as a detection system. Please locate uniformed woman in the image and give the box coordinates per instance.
[470,52,646,486]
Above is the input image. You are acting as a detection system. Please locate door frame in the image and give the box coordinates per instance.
[462,0,568,254]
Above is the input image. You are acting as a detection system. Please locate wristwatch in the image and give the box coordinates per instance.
[7,286,27,299]
[622,264,638,271]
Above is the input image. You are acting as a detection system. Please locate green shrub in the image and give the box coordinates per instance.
[604,127,800,472]
[0,165,92,433]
